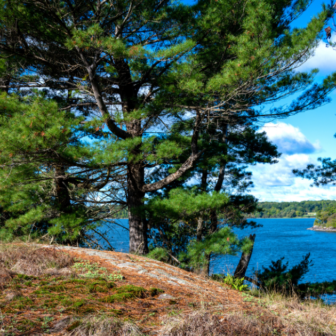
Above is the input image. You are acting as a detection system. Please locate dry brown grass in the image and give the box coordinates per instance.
[1,243,335,336]
[260,292,336,335]
[0,243,75,276]
[66,315,144,336]
[158,293,336,336]
[158,311,275,336]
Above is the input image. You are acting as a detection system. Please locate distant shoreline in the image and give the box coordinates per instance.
[247,217,315,219]
[111,217,316,220]
[307,226,336,232]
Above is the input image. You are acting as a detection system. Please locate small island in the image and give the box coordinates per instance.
[308,206,336,232]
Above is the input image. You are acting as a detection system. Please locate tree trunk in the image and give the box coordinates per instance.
[127,163,148,255]
[201,253,211,277]
[55,166,71,213]
[196,216,210,276]
[234,234,256,278]
[196,216,203,241]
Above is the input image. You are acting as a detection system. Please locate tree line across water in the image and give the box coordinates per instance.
[248,201,336,219]
[113,200,336,220]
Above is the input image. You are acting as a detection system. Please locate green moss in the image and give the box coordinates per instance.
[13,297,33,309]
[34,289,51,295]
[17,274,35,280]
[88,281,115,293]
[101,284,146,303]
[17,319,35,327]
[116,285,146,296]
[73,299,85,308]
[60,299,73,307]
[55,294,67,300]
[54,276,65,281]
[63,279,87,285]
[14,297,32,304]
[24,281,33,287]
[149,288,164,296]
[88,285,107,293]
[43,300,58,308]
[102,292,134,303]
[44,284,66,292]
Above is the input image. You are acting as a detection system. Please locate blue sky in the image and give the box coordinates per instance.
[249,0,336,202]
[181,0,336,201]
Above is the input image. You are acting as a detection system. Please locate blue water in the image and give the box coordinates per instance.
[95,218,336,286]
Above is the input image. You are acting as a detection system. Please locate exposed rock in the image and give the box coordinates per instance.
[158,294,176,300]
[0,268,12,288]
[308,226,336,232]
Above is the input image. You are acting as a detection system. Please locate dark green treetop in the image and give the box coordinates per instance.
[0,0,335,253]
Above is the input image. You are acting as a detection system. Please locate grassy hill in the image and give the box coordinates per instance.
[0,243,335,335]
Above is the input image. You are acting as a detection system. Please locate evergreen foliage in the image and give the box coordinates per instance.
[292,1,336,214]
[0,92,112,244]
[256,253,312,292]
[294,158,336,187]
[255,253,336,300]
[0,0,335,254]
[145,122,278,274]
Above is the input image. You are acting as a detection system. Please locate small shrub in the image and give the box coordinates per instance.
[223,274,249,292]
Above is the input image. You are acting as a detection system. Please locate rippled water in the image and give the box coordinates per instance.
[97,218,336,297]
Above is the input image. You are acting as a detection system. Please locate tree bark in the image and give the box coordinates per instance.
[127,162,148,255]
[234,234,256,278]
[196,216,210,276]
[55,166,71,213]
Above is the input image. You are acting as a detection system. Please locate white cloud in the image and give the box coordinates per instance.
[249,122,332,201]
[252,153,314,188]
[260,122,320,155]
[252,176,336,202]
[298,37,336,73]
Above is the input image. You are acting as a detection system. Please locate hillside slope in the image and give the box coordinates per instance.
[0,243,335,335]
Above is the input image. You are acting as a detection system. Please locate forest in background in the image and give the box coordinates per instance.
[248,201,336,219]
[112,201,336,220]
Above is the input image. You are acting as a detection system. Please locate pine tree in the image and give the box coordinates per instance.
[0,0,335,253]
[146,122,279,274]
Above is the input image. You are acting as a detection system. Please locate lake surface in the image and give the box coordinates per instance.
[96,218,336,299]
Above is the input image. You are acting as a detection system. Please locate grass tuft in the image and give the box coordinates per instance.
[0,244,74,277]
[66,315,143,336]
